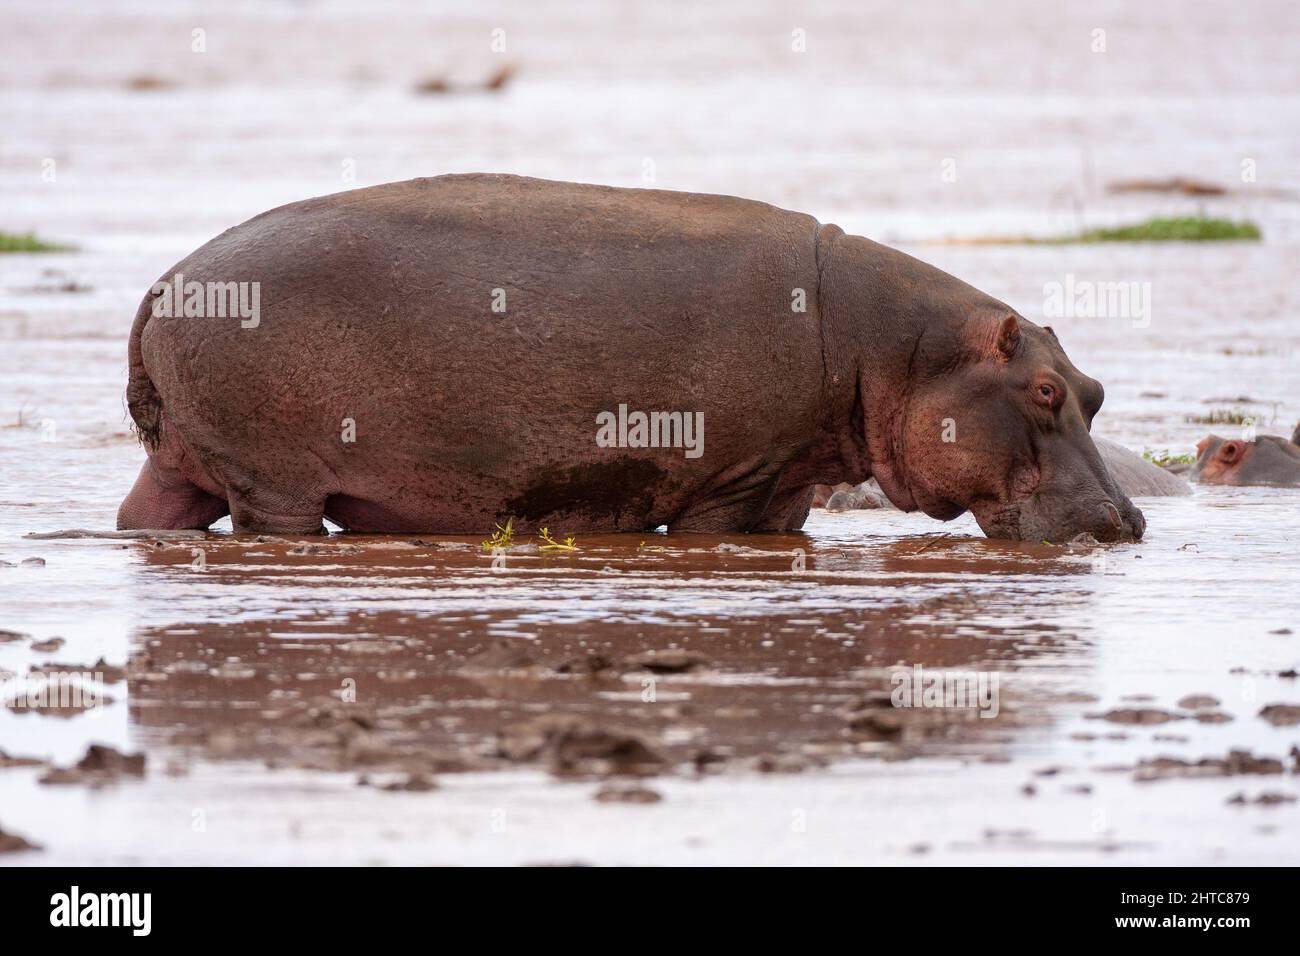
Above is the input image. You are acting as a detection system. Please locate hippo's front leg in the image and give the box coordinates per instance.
[751,483,816,532]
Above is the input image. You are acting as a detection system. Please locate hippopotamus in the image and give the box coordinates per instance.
[821,483,889,511]
[1092,438,1192,496]
[117,174,1144,542]
[1193,431,1300,487]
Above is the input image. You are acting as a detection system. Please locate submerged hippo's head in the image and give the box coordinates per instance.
[872,313,1144,543]
[1193,434,1300,487]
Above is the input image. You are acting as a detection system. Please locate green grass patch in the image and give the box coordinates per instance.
[0,231,74,253]
[1184,408,1251,426]
[1142,448,1197,467]
[1068,216,1261,243]
[948,216,1263,246]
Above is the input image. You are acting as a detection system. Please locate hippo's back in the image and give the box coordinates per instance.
[1095,438,1192,497]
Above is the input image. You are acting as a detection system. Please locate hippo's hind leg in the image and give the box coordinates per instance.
[117,459,230,531]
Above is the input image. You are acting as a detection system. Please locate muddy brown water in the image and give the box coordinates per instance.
[1,0,1299,864]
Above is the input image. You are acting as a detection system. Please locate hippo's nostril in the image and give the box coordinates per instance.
[1102,501,1123,532]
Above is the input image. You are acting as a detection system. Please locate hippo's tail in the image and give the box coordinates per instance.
[126,290,163,451]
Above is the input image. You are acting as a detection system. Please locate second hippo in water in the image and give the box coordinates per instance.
[1193,431,1300,487]
[814,437,1190,510]
[1092,438,1192,496]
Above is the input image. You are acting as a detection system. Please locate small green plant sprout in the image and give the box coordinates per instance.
[482,516,514,551]
[1142,448,1197,467]
[538,527,579,553]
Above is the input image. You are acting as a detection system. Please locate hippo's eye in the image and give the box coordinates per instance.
[1031,378,1068,412]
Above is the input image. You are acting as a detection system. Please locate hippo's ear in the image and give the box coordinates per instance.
[995,315,1021,360]
[1218,440,1243,464]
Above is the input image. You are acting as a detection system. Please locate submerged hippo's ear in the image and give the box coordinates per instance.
[1218,440,1242,464]
[995,315,1021,360]
[1042,325,1060,344]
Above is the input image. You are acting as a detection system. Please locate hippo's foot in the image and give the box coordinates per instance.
[117,460,230,531]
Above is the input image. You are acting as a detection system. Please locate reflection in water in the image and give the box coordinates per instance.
[125,531,1092,776]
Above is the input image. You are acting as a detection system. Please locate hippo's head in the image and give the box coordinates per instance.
[870,314,1145,543]
[1193,434,1300,487]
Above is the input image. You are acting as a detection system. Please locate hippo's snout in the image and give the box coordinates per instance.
[1104,496,1146,542]
[980,488,1145,544]
[1015,431,1147,544]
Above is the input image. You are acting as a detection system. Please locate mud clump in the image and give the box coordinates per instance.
[1091,707,1184,725]
[371,773,438,793]
[594,784,663,804]
[0,824,41,854]
[459,640,541,673]
[287,543,360,556]
[1226,791,1296,807]
[6,671,113,717]
[554,653,618,676]
[752,752,827,774]
[0,748,46,769]
[497,714,667,778]
[1258,704,1300,727]
[844,703,906,740]
[691,748,729,774]
[841,692,985,742]
[624,649,707,674]
[1134,749,1285,782]
[294,700,377,734]
[39,743,146,787]
[286,701,442,772]
[33,656,128,682]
